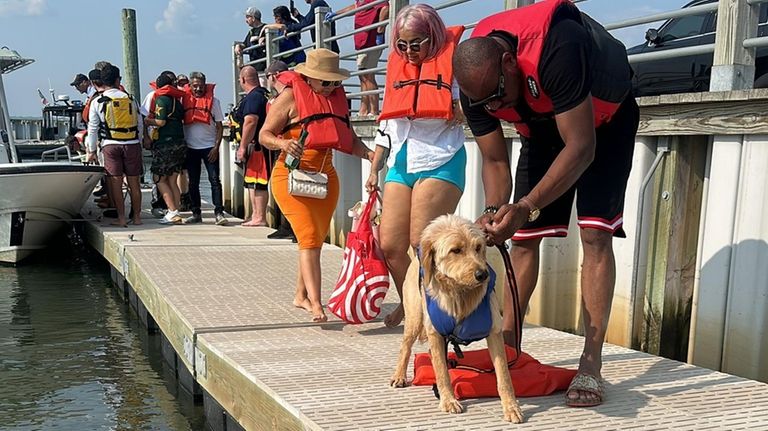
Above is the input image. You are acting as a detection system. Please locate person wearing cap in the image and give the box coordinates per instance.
[70,73,94,98]
[259,49,374,322]
[176,74,189,89]
[235,7,267,74]
[365,5,467,328]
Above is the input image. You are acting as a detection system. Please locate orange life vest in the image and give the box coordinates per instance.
[470,0,632,137]
[182,83,216,124]
[81,91,102,123]
[378,26,464,122]
[280,71,353,154]
[147,82,186,119]
[412,346,576,400]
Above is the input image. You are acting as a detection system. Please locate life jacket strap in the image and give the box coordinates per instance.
[393,74,450,91]
[282,113,350,134]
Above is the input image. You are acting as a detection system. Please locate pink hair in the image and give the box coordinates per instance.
[391,4,447,61]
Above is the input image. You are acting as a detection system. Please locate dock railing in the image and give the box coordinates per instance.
[224,0,768,386]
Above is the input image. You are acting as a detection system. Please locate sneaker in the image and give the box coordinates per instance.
[93,187,107,197]
[159,211,183,225]
[267,228,293,239]
[214,214,228,226]
[151,208,167,219]
[184,214,203,224]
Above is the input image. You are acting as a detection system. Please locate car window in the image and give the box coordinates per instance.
[660,13,708,42]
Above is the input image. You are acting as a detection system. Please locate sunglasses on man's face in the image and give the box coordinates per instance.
[467,56,507,109]
[395,37,430,53]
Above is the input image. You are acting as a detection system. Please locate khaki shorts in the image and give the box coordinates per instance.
[357,49,382,70]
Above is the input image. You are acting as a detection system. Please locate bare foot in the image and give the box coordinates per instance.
[110,220,128,227]
[384,304,404,328]
[130,218,143,226]
[241,220,268,227]
[293,297,312,312]
[311,304,327,322]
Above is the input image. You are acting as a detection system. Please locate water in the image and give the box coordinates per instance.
[0,234,205,431]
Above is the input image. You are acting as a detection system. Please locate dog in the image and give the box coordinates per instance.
[390,214,523,423]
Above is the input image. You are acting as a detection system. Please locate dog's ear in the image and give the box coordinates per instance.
[420,234,435,288]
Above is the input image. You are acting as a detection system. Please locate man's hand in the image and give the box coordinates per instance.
[234,44,243,55]
[481,203,529,245]
[236,146,247,163]
[85,151,97,164]
[208,147,219,163]
[324,11,336,22]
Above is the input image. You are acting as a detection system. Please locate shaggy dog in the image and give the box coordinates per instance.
[390,214,523,423]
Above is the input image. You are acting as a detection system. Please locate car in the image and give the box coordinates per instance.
[626,0,768,96]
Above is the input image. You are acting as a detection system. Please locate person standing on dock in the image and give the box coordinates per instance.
[181,71,227,226]
[85,65,144,227]
[259,49,374,322]
[365,4,467,329]
[453,0,638,408]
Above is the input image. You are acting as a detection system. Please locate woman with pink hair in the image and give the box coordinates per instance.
[366,4,466,327]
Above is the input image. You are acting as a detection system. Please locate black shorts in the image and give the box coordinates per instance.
[512,97,639,241]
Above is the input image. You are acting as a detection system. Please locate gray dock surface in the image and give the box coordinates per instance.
[84,199,768,430]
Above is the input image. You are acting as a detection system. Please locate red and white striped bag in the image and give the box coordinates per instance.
[328,190,390,324]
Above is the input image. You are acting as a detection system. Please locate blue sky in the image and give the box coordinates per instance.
[1,0,689,117]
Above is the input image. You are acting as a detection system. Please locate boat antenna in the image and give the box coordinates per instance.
[48,78,56,105]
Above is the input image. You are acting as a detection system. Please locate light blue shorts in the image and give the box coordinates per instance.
[384,142,466,192]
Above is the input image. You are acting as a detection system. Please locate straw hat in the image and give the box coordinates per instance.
[294,48,350,82]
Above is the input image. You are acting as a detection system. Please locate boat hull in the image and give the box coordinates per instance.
[0,163,104,263]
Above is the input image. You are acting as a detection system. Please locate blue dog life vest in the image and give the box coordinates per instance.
[425,266,496,345]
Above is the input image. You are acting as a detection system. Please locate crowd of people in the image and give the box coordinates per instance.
[76,0,639,408]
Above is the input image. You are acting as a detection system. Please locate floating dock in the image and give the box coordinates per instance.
[84,201,768,430]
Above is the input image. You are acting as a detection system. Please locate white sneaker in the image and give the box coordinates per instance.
[160,210,183,225]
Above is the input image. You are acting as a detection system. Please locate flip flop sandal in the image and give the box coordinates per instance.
[565,373,605,407]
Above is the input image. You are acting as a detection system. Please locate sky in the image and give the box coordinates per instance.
[0,0,690,118]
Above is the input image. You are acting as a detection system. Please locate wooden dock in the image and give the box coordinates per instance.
[83,199,768,430]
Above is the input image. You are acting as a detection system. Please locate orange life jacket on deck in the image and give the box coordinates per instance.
[412,346,576,400]
[378,26,464,122]
[182,83,216,124]
[279,71,353,154]
[470,0,632,137]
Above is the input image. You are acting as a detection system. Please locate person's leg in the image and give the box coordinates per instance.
[358,74,369,116]
[178,168,190,211]
[505,238,542,345]
[186,148,203,217]
[379,182,413,327]
[252,188,269,225]
[125,175,143,225]
[156,175,179,212]
[168,172,181,209]
[106,176,126,226]
[360,72,379,116]
[298,247,326,322]
[204,150,225,216]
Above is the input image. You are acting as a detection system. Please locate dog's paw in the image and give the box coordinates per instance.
[439,398,464,414]
[502,400,524,423]
[389,375,408,388]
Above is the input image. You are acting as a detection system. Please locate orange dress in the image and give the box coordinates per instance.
[271,126,340,249]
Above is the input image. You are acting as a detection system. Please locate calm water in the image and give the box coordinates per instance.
[0,234,205,430]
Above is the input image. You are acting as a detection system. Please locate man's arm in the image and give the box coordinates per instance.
[86,100,101,156]
[238,114,259,162]
[475,127,512,209]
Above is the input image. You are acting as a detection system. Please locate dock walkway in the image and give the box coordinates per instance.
[84,202,768,430]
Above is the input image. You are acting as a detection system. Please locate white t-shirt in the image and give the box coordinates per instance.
[183,97,224,150]
[139,90,154,117]
[85,88,143,151]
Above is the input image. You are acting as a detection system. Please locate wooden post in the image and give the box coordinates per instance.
[505,0,534,9]
[121,9,140,100]
[710,0,759,91]
[641,136,707,360]
[315,6,331,50]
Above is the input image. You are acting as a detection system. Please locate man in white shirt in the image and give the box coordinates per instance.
[85,65,144,227]
[182,71,227,225]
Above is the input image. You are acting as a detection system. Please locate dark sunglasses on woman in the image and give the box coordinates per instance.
[395,37,430,53]
[321,80,341,87]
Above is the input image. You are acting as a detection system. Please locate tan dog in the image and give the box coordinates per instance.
[390,214,523,423]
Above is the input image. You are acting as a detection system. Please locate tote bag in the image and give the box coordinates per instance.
[328,190,390,323]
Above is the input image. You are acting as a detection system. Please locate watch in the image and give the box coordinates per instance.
[519,196,540,222]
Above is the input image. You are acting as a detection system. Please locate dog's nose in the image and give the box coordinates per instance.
[475,269,489,282]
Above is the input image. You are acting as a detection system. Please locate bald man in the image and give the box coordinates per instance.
[453,0,638,408]
[233,65,271,226]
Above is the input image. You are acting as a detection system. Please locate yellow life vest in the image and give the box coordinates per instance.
[99,95,139,141]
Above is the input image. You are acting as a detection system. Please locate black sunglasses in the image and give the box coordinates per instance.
[467,55,507,109]
[321,80,341,87]
[395,37,430,53]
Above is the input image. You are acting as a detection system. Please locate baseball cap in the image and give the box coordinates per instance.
[244,7,261,19]
[70,73,88,86]
[176,74,189,85]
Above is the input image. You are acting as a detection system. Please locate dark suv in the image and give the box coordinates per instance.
[627,0,768,96]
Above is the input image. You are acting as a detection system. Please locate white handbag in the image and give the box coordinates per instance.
[287,149,330,199]
[288,169,328,199]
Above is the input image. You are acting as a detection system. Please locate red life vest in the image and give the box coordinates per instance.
[378,26,464,122]
[471,0,631,137]
[280,71,354,154]
[147,82,186,118]
[81,91,102,123]
[182,83,216,125]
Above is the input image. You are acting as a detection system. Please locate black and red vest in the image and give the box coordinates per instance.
[471,0,631,137]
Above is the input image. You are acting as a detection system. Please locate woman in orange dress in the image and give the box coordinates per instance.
[259,49,373,322]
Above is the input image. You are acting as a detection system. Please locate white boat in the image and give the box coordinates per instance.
[0,47,104,264]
